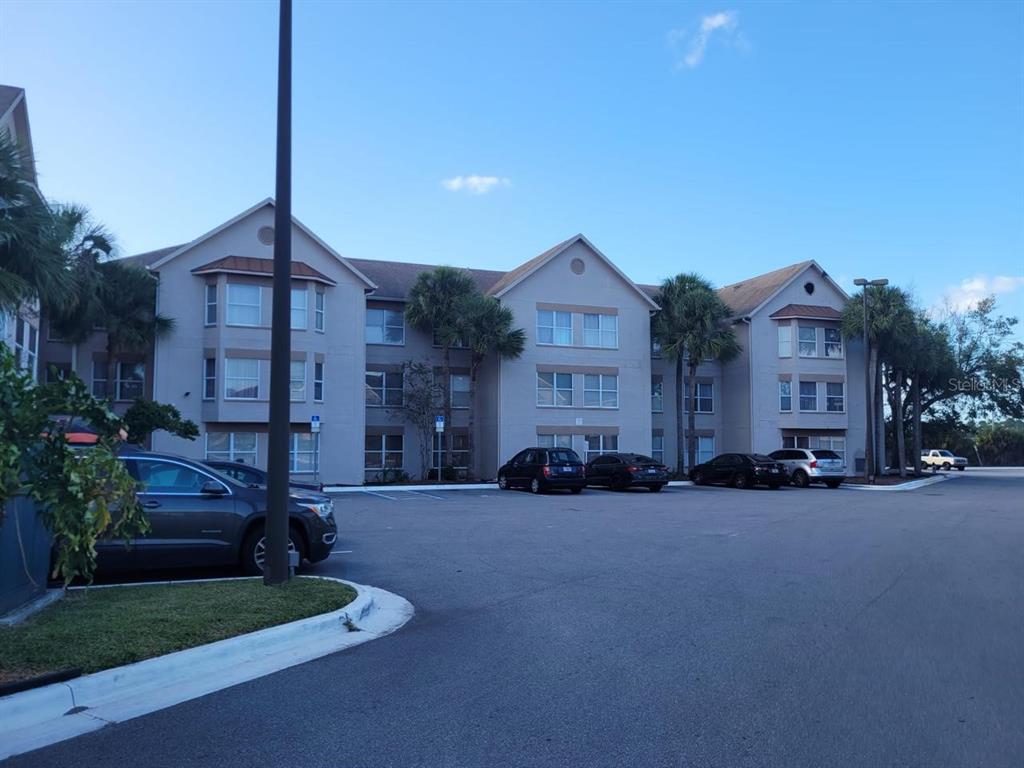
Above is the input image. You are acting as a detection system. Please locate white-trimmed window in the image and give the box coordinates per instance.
[205,284,217,326]
[651,377,664,413]
[365,433,403,476]
[693,382,713,413]
[290,287,308,330]
[652,434,664,464]
[290,360,306,401]
[116,362,145,401]
[226,284,262,326]
[366,308,405,345]
[451,374,470,408]
[91,359,107,398]
[583,313,618,348]
[366,370,403,407]
[584,374,618,408]
[290,432,318,473]
[538,434,573,449]
[537,310,572,346]
[203,358,216,400]
[314,288,325,332]
[779,381,792,412]
[778,324,792,357]
[45,363,70,383]
[225,358,261,399]
[314,362,324,402]
[206,432,258,464]
[799,381,818,411]
[537,372,573,407]
[14,317,38,381]
[651,340,662,358]
[432,433,469,471]
[826,382,845,412]
[697,436,715,465]
[584,433,618,462]
[798,326,817,357]
[824,328,843,358]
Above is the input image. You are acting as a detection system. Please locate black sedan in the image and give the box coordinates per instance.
[497,448,586,494]
[585,453,669,492]
[689,453,787,490]
[204,459,324,492]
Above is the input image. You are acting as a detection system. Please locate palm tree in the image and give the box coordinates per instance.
[455,293,526,479]
[405,266,477,470]
[51,260,174,402]
[653,274,740,475]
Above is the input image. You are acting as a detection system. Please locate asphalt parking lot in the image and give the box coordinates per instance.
[9,469,1024,768]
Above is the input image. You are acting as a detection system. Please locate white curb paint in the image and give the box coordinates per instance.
[0,577,413,761]
[325,482,496,493]
[839,474,949,491]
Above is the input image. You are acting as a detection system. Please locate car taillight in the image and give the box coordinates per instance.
[542,465,551,477]
[809,460,817,469]
[627,466,639,472]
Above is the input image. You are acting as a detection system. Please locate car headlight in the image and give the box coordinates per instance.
[297,500,333,519]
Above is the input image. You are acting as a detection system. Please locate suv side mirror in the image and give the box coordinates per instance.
[201,480,228,495]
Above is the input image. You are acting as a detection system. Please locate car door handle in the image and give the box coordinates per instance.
[142,500,161,509]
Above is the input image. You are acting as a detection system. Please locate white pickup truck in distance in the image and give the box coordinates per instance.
[921,449,967,471]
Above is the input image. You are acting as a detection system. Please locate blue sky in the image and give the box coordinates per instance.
[4,1,1022,319]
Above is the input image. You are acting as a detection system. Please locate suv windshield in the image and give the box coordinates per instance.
[548,450,581,464]
[812,450,841,460]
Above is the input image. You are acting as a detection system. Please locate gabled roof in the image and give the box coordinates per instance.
[716,261,814,317]
[144,199,376,290]
[118,245,186,269]
[486,234,660,310]
[769,303,842,321]
[191,256,336,285]
[348,258,505,301]
[0,85,24,121]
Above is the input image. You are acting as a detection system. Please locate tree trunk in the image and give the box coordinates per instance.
[466,356,479,481]
[874,352,885,474]
[442,344,452,473]
[687,362,698,472]
[911,376,923,475]
[674,355,684,477]
[893,367,906,477]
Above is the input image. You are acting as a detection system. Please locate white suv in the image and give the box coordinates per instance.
[769,449,846,488]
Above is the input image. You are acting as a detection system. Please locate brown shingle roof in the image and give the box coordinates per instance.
[347,258,505,300]
[716,261,813,316]
[769,303,842,320]
[118,244,187,269]
[190,256,337,285]
[484,235,578,297]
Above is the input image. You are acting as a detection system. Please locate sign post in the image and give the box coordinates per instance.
[310,416,320,485]
[434,415,444,482]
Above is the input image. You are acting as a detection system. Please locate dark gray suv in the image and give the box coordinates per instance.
[96,447,337,574]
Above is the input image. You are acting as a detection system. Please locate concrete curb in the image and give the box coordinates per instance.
[839,474,949,491]
[325,482,496,493]
[0,576,413,761]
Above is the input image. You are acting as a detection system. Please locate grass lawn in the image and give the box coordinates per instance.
[0,577,356,686]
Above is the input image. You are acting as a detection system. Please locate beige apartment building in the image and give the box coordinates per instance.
[38,200,868,484]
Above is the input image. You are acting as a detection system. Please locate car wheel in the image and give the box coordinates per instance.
[942,462,951,470]
[733,473,749,490]
[792,470,810,488]
[570,486,583,494]
[768,483,780,490]
[650,484,664,493]
[530,478,543,494]
[242,524,305,576]
[825,480,842,489]
[498,473,509,490]
[693,471,706,486]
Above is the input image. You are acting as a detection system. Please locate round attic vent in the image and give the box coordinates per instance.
[257,226,275,246]
[570,258,586,275]
[804,281,815,295]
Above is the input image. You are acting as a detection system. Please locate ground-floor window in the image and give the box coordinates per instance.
[433,432,469,475]
[538,434,573,449]
[290,432,319,473]
[652,433,664,464]
[584,433,618,462]
[365,432,403,479]
[206,432,258,464]
[782,434,846,464]
[697,436,715,465]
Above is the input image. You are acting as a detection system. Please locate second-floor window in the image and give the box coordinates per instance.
[583,313,618,348]
[451,374,470,408]
[227,284,261,326]
[799,381,817,411]
[290,360,306,401]
[537,310,572,346]
[225,358,260,399]
[537,372,573,407]
[584,374,618,408]
[91,360,107,398]
[314,362,324,401]
[798,326,817,357]
[315,288,325,331]
[824,328,843,358]
[116,362,145,401]
[687,381,713,413]
[290,288,308,330]
[779,380,792,411]
[827,382,845,412]
[366,370,403,407]
[203,358,216,400]
[205,284,217,326]
[366,308,404,345]
[778,325,792,357]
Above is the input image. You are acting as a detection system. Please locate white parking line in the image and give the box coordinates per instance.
[329,550,353,555]
[363,491,398,500]
[407,490,445,500]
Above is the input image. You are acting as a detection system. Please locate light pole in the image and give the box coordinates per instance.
[265,0,292,585]
[853,277,888,484]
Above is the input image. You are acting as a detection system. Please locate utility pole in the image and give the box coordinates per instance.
[854,277,887,485]
[264,0,292,586]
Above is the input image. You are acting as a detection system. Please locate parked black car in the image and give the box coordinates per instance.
[96,447,337,575]
[689,453,787,490]
[204,460,324,493]
[497,448,586,493]
[585,453,669,492]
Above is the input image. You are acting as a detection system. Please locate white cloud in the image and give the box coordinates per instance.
[940,274,1024,312]
[669,10,740,69]
[440,175,511,195]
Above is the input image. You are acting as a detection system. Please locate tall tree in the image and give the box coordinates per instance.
[405,266,477,469]
[653,274,740,475]
[455,293,526,480]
